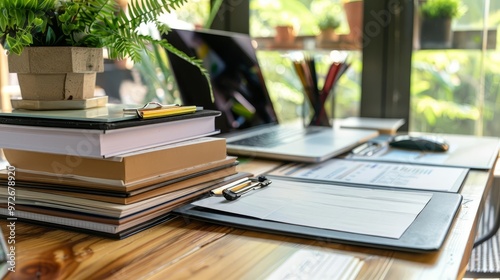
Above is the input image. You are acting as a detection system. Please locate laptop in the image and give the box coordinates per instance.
[164,28,378,162]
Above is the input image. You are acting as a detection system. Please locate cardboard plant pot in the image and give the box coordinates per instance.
[8,47,104,101]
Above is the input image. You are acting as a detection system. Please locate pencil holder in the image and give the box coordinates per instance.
[301,87,334,127]
[292,55,349,128]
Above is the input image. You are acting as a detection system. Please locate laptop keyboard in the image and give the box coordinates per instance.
[229,127,322,147]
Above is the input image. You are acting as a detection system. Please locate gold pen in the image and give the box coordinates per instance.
[123,102,193,119]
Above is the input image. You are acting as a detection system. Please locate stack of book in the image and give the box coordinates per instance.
[0,104,246,238]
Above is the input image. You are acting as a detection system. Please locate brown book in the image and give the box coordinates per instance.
[20,165,239,204]
[3,137,227,183]
[0,156,238,192]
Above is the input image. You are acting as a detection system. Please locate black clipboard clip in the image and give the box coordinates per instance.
[210,176,272,201]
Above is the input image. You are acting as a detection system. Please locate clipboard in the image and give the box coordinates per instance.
[174,177,463,252]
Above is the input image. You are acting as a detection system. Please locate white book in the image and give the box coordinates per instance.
[0,110,220,158]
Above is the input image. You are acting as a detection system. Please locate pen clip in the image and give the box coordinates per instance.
[222,176,272,201]
[123,102,180,118]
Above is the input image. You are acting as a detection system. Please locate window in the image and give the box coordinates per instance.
[410,0,500,136]
[245,0,500,136]
[249,0,363,124]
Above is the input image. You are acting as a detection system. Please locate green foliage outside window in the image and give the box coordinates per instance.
[410,50,500,136]
[132,0,500,138]
[411,0,500,136]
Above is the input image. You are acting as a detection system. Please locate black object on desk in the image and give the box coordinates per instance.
[389,135,449,152]
[346,134,499,170]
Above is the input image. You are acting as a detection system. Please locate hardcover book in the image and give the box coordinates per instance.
[11,165,239,204]
[0,109,221,157]
[0,156,238,191]
[3,137,228,183]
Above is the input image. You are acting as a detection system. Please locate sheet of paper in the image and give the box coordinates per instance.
[193,180,432,239]
[269,159,468,192]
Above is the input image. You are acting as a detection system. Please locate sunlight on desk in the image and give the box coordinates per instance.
[266,249,363,279]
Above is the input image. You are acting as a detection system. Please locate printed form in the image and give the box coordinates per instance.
[269,159,468,192]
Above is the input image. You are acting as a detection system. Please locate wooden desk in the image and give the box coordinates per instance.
[1,158,493,280]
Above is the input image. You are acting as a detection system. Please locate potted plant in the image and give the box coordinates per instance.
[270,13,298,46]
[317,14,341,42]
[419,0,466,49]
[0,0,208,110]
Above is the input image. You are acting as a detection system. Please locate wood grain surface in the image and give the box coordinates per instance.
[0,158,493,280]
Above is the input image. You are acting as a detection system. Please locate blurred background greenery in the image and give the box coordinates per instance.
[126,0,500,136]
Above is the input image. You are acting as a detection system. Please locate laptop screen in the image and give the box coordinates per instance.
[164,28,278,134]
